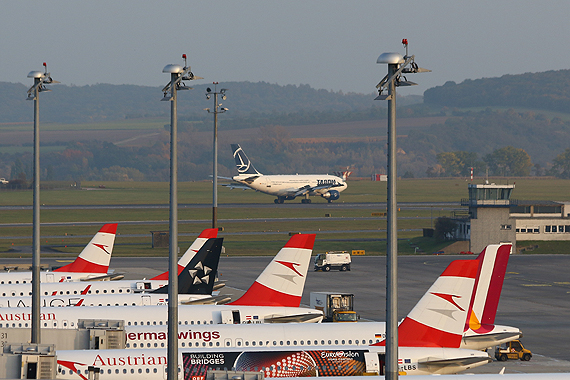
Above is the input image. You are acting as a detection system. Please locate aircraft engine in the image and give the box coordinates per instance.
[321,190,340,201]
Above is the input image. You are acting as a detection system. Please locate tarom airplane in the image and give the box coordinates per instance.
[0,237,225,308]
[53,258,492,378]
[223,144,348,204]
[0,223,117,284]
[0,228,220,299]
[0,234,322,328]
[78,243,520,353]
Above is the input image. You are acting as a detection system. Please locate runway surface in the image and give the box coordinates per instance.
[1,253,568,374]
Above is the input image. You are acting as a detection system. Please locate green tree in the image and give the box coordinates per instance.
[434,217,456,240]
[549,148,570,179]
[483,146,532,176]
[436,151,482,177]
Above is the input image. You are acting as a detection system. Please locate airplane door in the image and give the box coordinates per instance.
[46,273,54,283]
[265,178,272,188]
[142,295,151,305]
[364,352,380,375]
[232,310,241,324]
[221,310,233,324]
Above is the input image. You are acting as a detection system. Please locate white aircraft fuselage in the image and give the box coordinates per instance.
[232,174,347,198]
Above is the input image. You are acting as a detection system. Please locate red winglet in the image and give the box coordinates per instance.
[198,228,219,238]
[98,223,118,235]
[283,234,316,250]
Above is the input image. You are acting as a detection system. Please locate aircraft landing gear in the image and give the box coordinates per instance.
[274,197,285,204]
[301,194,311,204]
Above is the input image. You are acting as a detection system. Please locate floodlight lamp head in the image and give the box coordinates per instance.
[206,87,212,93]
[377,52,404,65]
[206,95,211,100]
[222,95,227,100]
[27,71,45,79]
[162,64,184,74]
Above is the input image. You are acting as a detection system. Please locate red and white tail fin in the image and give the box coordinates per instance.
[466,243,512,333]
[375,259,479,348]
[150,228,218,280]
[54,224,117,274]
[229,233,316,307]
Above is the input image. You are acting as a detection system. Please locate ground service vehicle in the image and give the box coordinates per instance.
[495,340,532,361]
[310,292,357,322]
[314,251,351,271]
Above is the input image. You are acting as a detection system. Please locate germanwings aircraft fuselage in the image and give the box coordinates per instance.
[122,317,518,351]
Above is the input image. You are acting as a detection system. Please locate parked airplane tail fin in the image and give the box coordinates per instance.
[466,243,511,333]
[150,228,219,280]
[54,223,117,274]
[229,233,316,307]
[231,144,261,176]
[152,237,223,295]
[374,259,479,348]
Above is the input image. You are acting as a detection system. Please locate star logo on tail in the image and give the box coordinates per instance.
[188,260,213,285]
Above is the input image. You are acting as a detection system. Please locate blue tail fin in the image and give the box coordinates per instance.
[231,144,261,175]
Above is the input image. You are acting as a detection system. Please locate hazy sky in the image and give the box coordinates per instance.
[1,1,569,96]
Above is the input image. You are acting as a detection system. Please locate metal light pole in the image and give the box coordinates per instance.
[375,39,429,380]
[161,55,201,380]
[26,63,58,344]
[205,84,228,229]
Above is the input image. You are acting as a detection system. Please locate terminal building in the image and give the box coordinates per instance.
[452,183,570,253]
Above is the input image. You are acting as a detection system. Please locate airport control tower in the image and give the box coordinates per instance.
[462,183,517,254]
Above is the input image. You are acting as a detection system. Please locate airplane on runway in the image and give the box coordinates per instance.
[0,238,225,308]
[223,144,348,204]
[53,258,492,379]
[0,223,117,284]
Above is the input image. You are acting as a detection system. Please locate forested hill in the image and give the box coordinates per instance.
[424,69,570,113]
[0,81,402,124]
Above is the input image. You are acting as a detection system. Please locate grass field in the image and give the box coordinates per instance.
[1,178,569,257]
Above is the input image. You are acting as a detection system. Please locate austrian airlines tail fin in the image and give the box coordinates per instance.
[54,223,117,274]
[229,233,316,307]
[152,238,223,295]
[375,259,479,348]
[466,243,512,332]
[150,228,219,280]
[231,144,261,176]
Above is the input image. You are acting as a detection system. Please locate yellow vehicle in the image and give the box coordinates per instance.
[495,340,532,361]
[332,310,358,322]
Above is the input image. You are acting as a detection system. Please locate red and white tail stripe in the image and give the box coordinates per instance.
[376,259,479,348]
[229,234,316,307]
[54,224,117,274]
[150,228,218,280]
[466,243,511,333]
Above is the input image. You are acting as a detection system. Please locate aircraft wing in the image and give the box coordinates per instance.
[418,355,492,369]
[222,183,253,190]
[293,182,344,197]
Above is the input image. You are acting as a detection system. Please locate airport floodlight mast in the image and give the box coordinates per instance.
[161,54,202,380]
[26,62,59,344]
[375,39,430,380]
[205,83,228,229]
